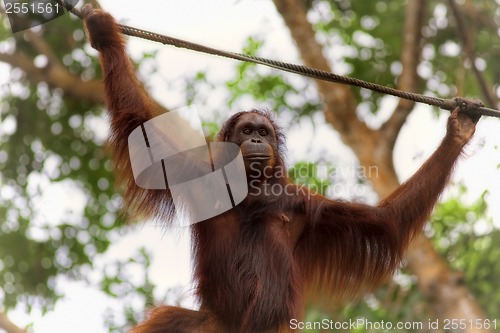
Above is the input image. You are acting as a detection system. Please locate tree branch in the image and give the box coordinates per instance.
[447,0,498,108]
[0,50,104,104]
[0,312,27,333]
[271,0,371,146]
[407,234,491,332]
[382,0,427,148]
[1,11,170,117]
[24,30,61,67]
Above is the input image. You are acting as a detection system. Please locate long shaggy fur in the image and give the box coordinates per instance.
[84,6,468,333]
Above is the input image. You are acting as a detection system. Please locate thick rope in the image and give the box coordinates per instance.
[59,1,500,118]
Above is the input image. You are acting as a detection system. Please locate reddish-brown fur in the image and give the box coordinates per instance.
[83,5,477,333]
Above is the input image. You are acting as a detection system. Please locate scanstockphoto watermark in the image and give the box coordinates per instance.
[2,0,79,33]
[289,318,424,331]
[248,163,379,198]
[289,318,498,332]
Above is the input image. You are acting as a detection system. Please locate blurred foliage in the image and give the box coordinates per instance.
[288,161,333,196]
[0,14,116,313]
[226,36,322,120]
[312,0,408,109]
[0,9,141,327]
[431,187,500,318]
[101,248,155,331]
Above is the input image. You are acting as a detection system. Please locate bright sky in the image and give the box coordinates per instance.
[3,0,500,332]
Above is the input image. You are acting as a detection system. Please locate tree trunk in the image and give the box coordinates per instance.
[0,312,27,333]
